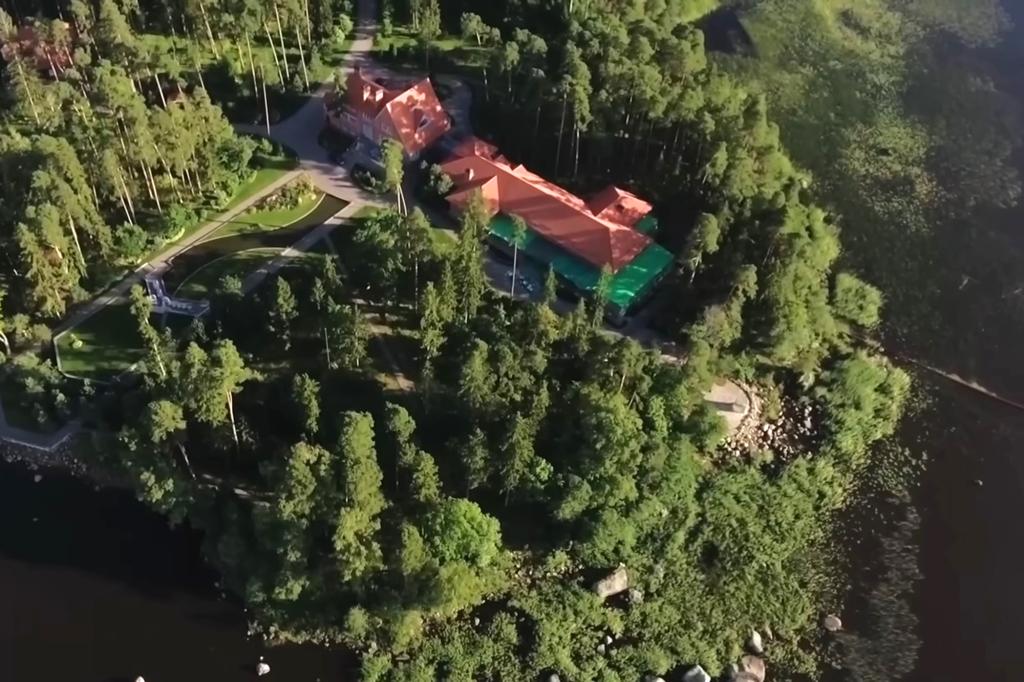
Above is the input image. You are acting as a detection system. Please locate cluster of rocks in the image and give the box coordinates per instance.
[678,629,770,682]
[720,397,819,463]
[0,439,87,476]
[548,617,844,682]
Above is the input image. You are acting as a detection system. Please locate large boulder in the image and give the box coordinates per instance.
[683,665,711,682]
[739,655,766,682]
[592,565,629,600]
[746,630,764,654]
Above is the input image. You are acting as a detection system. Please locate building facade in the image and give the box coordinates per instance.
[441,137,672,321]
[326,67,451,160]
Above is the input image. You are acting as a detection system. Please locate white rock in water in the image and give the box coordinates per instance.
[33,474,42,483]
[683,665,711,682]
[257,661,271,676]
[823,614,843,632]
[135,677,146,682]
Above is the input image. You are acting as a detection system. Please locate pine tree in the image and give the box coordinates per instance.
[333,412,388,581]
[288,373,321,436]
[267,275,298,350]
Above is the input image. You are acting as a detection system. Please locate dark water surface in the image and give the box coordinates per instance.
[908,4,1024,679]
[0,461,347,682]
[910,386,1024,681]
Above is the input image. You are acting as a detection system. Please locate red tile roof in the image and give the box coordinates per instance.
[450,136,505,163]
[0,22,74,76]
[339,68,451,155]
[441,141,654,271]
[587,185,653,229]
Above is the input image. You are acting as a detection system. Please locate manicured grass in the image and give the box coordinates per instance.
[55,304,145,381]
[223,146,300,212]
[430,226,457,253]
[374,30,474,57]
[175,248,285,300]
[212,192,325,239]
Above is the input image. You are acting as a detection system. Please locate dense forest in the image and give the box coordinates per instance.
[0,0,356,324]
[2,0,1016,680]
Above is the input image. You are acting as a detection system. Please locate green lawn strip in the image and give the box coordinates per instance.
[175,248,286,299]
[211,192,326,240]
[54,303,146,381]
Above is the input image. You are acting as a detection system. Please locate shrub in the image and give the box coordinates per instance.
[113,223,152,264]
[156,204,198,240]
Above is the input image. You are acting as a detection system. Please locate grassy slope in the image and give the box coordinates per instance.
[175,247,286,299]
[55,304,145,380]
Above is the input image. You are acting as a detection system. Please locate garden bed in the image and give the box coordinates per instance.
[210,175,324,239]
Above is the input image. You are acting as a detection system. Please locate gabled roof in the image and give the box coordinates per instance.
[441,147,654,271]
[450,136,506,164]
[0,21,75,76]
[587,185,653,229]
[341,68,451,155]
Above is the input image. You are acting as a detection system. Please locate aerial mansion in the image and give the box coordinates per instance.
[441,138,672,320]
[328,68,671,320]
[327,67,451,158]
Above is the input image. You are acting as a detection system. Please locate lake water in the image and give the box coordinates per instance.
[0,460,349,682]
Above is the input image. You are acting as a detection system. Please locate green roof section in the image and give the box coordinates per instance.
[489,213,672,310]
[634,214,659,235]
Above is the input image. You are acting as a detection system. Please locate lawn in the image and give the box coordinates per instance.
[373,29,488,76]
[55,304,146,381]
[163,194,348,292]
[175,248,286,300]
[223,140,300,211]
[211,192,325,239]
[430,225,457,253]
[374,29,474,58]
